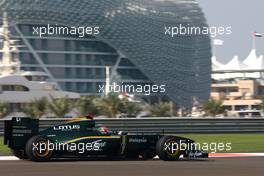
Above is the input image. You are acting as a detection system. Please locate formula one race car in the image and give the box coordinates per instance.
[4,117,208,161]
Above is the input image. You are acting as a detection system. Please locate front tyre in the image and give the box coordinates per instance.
[156,136,181,161]
[25,135,53,162]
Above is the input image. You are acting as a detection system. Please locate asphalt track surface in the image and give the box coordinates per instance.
[0,157,263,176]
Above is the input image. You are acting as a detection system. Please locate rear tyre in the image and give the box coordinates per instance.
[25,135,53,162]
[156,136,181,161]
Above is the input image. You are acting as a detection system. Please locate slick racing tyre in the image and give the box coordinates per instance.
[25,135,53,162]
[156,136,181,161]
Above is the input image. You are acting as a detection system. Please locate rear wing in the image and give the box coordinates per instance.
[4,117,39,149]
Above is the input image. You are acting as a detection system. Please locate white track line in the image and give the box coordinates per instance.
[0,153,264,160]
[0,156,19,160]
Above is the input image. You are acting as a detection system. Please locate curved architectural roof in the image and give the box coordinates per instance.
[213,49,264,72]
[225,56,247,70]
[0,0,212,107]
[212,48,264,80]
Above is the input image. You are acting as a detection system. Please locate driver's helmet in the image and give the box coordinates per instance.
[98,126,109,133]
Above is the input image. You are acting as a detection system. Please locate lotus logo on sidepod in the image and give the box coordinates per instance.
[53,125,80,131]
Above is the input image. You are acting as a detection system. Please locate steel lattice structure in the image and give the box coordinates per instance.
[0,0,211,107]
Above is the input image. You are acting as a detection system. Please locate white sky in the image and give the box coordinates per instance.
[197,0,264,63]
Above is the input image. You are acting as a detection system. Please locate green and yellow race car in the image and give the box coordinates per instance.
[4,117,208,161]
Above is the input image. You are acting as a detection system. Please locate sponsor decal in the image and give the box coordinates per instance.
[53,125,80,131]
[128,138,147,143]
[188,151,203,158]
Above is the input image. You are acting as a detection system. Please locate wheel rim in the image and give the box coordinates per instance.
[164,139,180,157]
[32,140,50,158]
